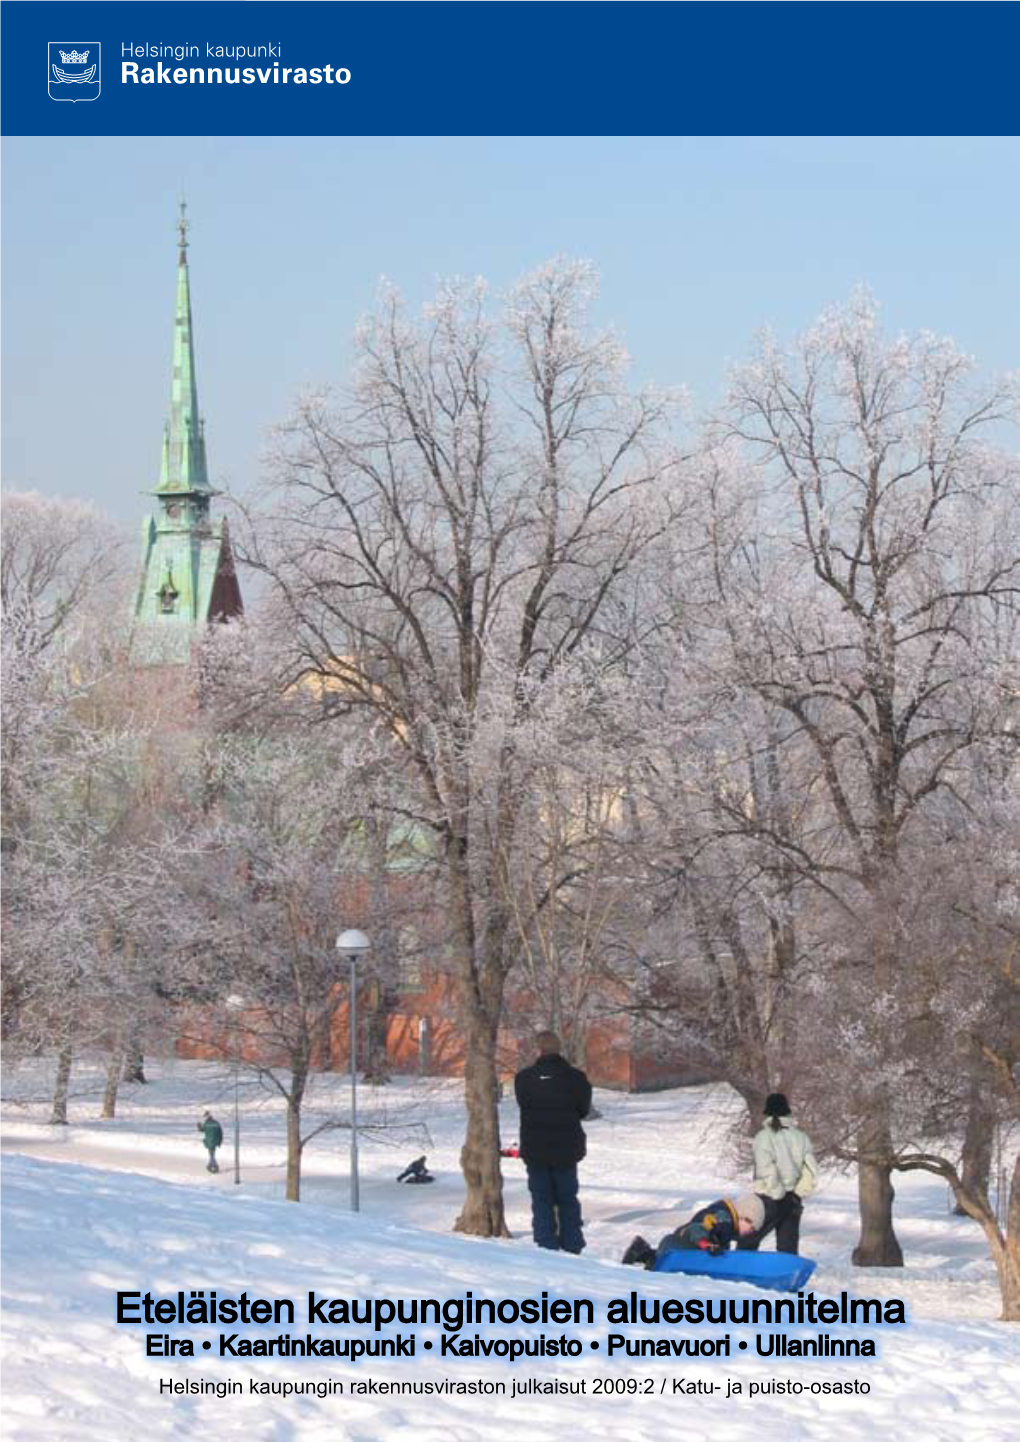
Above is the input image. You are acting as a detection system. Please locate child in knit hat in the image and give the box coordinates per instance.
[622,1193,766,1269]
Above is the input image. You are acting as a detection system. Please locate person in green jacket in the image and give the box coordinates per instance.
[198,1111,223,1173]
[737,1092,818,1254]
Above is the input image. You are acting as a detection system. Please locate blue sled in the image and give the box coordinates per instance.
[654,1249,816,1292]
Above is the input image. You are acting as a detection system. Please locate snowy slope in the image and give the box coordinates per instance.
[2,1062,1018,1441]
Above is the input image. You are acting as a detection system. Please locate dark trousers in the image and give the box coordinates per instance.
[525,1164,584,1253]
[206,1149,219,1174]
[737,1192,802,1255]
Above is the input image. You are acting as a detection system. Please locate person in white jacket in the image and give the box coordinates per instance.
[738,1092,818,1255]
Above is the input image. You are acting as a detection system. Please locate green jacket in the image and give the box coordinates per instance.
[752,1119,818,1199]
[199,1117,223,1150]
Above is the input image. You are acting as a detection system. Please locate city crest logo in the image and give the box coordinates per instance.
[48,42,101,101]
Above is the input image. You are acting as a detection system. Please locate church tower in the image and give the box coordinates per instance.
[131,203,242,662]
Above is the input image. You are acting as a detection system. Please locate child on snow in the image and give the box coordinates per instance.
[621,1193,766,1269]
[396,1156,435,1184]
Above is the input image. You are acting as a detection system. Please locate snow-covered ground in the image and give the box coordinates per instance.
[2,1059,1018,1441]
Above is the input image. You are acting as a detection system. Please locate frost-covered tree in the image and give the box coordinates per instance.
[794,751,1020,1316]
[241,260,678,1234]
[497,662,640,1070]
[1,491,125,850]
[0,491,122,660]
[0,492,192,1112]
[622,681,811,1114]
[705,293,1020,1266]
[170,720,428,1202]
[4,671,186,1121]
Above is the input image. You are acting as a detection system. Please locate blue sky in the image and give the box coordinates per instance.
[2,135,1018,523]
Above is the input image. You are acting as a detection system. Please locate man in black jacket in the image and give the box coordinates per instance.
[514,1030,592,1253]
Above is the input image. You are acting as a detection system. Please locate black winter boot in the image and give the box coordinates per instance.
[621,1235,654,1267]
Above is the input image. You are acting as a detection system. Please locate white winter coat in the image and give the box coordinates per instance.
[752,1118,818,1200]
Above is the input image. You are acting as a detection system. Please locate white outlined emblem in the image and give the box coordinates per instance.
[48,42,101,101]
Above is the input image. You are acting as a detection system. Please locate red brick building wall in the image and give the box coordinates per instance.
[176,960,699,1092]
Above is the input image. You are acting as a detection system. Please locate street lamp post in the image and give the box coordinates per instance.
[336,929,371,1212]
[225,994,245,1186]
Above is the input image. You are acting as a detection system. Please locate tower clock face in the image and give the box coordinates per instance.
[166,502,182,519]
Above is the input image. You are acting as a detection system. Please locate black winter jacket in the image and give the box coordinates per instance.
[514,1052,592,1167]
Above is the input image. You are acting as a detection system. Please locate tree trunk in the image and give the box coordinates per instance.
[101,1050,123,1119]
[567,1022,601,1114]
[283,1050,309,1203]
[732,1080,767,1129]
[991,1231,1020,1322]
[947,1153,1020,1321]
[363,1004,392,1084]
[0,953,24,1040]
[445,823,510,1238]
[994,1154,1020,1321]
[852,883,904,1268]
[121,1040,147,1084]
[955,1088,995,1216]
[285,1099,302,1202]
[974,1205,1020,1322]
[454,1011,509,1237]
[51,1043,73,1125]
[895,1152,1019,1321]
[852,1115,903,1267]
[570,1020,588,1074]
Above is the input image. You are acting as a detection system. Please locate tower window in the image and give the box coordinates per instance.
[158,576,179,614]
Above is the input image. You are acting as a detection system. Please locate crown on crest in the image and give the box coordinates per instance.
[59,49,89,63]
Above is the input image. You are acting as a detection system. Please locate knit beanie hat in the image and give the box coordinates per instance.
[734,1193,766,1231]
[764,1092,791,1118]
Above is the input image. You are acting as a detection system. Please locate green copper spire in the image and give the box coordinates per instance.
[130,204,243,662]
[157,200,210,494]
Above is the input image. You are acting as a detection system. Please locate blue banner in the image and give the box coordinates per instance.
[3,1,1017,137]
